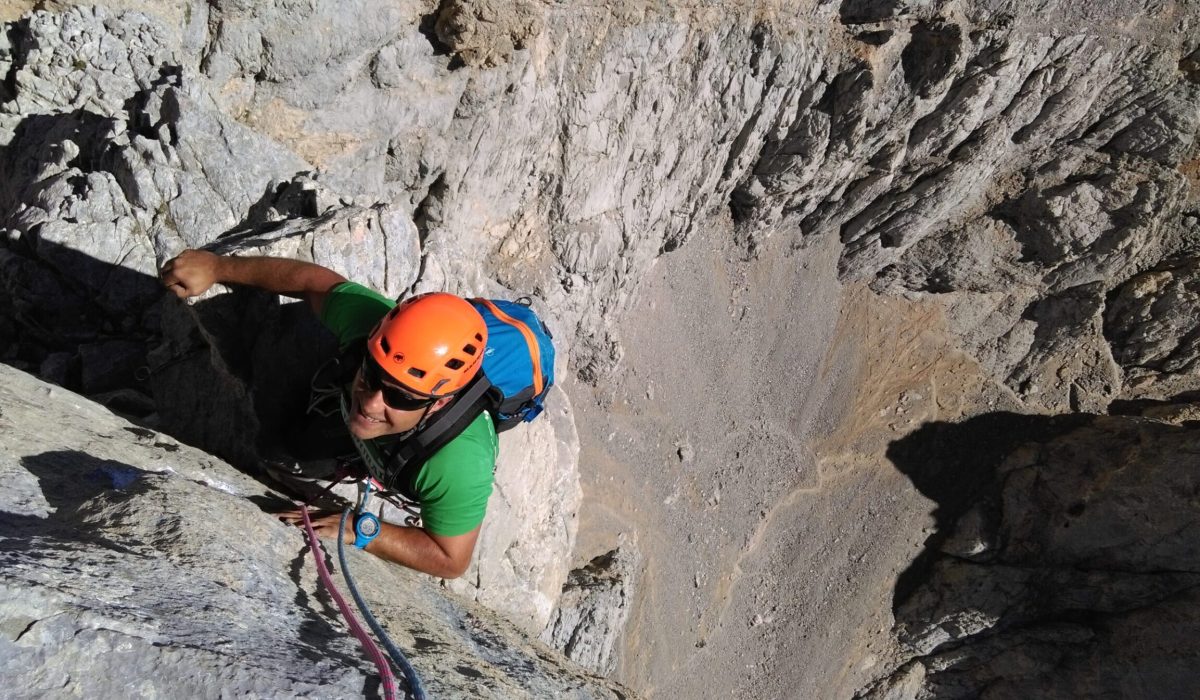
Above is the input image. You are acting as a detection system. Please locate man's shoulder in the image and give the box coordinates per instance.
[425,411,498,474]
[320,281,394,346]
[410,411,497,536]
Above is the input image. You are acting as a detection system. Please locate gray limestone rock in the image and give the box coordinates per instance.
[1105,257,1200,394]
[1,2,1197,414]
[1,1,1200,695]
[730,7,1199,412]
[0,362,630,699]
[7,1,1194,415]
[541,535,642,677]
[854,661,926,700]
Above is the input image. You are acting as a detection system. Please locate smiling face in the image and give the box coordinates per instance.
[346,366,449,440]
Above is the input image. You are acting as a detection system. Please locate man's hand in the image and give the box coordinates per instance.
[277,508,354,545]
[160,249,222,299]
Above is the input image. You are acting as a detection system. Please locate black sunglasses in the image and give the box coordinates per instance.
[358,357,437,411]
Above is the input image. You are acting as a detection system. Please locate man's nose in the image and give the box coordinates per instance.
[360,386,387,412]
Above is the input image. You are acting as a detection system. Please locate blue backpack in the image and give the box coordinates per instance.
[470,298,556,431]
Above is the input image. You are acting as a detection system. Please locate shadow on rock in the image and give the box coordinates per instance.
[0,97,338,475]
[885,411,1092,606]
[0,450,156,554]
[3,232,337,476]
[876,412,1200,698]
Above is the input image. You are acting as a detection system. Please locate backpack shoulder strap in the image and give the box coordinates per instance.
[383,372,496,496]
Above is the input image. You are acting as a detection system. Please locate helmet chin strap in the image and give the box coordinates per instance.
[412,402,436,433]
[387,398,439,442]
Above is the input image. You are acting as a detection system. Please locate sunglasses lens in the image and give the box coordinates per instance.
[360,358,434,411]
[360,356,382,388]
[381,386,434,411]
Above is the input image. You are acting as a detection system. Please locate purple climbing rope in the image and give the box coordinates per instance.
[300,503,399,700]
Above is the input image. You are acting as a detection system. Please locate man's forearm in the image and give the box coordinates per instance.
[364,523,470,579]
[161,249,346,311]
[211,255,345,300]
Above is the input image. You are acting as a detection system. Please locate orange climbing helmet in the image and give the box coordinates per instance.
[366,292,488,398]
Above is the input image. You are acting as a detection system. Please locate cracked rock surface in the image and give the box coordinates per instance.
[0,363,627,699]
[542,534,642,676]
[864,413,1200,699]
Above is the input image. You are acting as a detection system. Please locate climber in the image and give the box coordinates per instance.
[159,249,496,580]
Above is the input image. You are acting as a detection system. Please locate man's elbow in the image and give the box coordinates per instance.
[439,558,470,580]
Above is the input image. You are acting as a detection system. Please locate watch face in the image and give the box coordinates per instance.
[357,515,380,537]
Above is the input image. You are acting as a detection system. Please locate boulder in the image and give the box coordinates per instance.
[541,534,642,676]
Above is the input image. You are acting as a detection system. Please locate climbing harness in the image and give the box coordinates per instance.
[299,472,427,699]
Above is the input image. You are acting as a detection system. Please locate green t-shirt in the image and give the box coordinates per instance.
[320,281,497,536]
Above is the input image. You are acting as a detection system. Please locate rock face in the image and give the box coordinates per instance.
[0,363,627,699]
[1,4,581,633]
[1105,257,1200,397]
[446,385,583,635]
[866,412,1200,699]
[5,2,1192,409]
[0,0,1198,696]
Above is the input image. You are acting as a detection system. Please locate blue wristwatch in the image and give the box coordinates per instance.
[353,512,381,549]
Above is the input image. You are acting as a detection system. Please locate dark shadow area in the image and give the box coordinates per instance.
[2,233,335,475]
[0,110,119,213]
[418,0,454,57]
[886,411,1093,607]
[839,0,905,25]
[883,412,1200,695]
[121,65,183,143]
[0,104,342,473]
[0,19,31,103]
[1108,389,1200,416]
[900,20,962,99]
[0,102,164,399]
[0,450,157,554]
[0,93,344,473]
[286,543,371,671]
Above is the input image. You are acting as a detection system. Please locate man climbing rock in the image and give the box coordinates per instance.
[160,249,497,579]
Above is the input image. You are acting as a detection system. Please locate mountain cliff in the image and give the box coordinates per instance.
[1,1,1197,697]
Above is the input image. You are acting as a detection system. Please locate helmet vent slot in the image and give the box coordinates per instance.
[445,358,465,370]
[463,344,477,355]
[407,367,426,379]
[380,337,391,354]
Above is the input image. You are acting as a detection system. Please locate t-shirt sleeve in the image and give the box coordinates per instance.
[413,411,498,537]
[319,281,395,347]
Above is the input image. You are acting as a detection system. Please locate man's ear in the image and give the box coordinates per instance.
[431,396,453,411]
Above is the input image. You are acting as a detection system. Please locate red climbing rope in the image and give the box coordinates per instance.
[300,503,398,700]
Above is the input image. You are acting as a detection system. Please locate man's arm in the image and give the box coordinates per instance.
[160,249,346,315]
[284,510,479,578]
[365,522,480,579]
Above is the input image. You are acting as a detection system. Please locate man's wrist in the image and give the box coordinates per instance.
[210,254,234,285]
